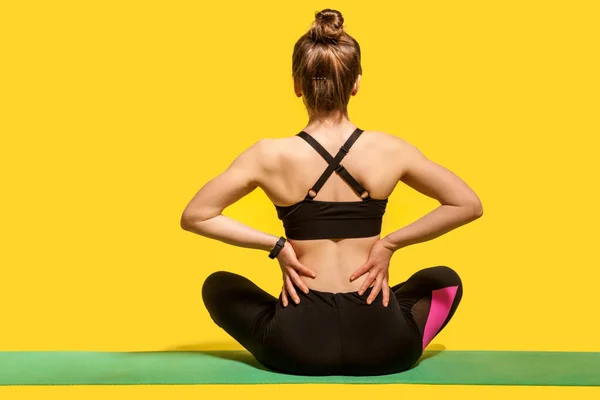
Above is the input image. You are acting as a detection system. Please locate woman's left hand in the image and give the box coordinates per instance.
[349,239,394,307]
[276,241,317,307]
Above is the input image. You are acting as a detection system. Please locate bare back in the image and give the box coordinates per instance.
[259,128,403,293]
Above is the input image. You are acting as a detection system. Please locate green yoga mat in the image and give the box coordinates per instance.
[0,351,599,386]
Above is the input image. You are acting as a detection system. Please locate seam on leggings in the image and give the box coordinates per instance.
[334,295,345,373]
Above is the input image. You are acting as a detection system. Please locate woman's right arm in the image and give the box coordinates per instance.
[381,138,483,252]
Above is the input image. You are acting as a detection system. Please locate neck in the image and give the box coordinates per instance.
[305,108,355,133]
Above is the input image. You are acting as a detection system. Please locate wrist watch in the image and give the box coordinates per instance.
[268,236,287,259]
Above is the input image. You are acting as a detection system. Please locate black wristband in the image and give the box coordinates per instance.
[268,236,287,259]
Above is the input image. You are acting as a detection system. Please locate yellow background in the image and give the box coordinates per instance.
[1,0,599,361]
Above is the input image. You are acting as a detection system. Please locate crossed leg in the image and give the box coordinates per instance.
[202,266,463,355]
[391,266,463,350]
[201,270,277,355]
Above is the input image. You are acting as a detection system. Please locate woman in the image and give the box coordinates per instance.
[181,9,483,376]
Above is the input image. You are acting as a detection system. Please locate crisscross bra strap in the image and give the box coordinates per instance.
[297,127,370,200]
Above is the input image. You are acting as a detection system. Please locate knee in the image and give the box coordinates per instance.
[201,270,237,305]
[203,270,237,286]
[430,265,462,288]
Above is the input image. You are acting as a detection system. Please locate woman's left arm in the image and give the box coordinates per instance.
[181,139,319,305]
[180,139,280,252]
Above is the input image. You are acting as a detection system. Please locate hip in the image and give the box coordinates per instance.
[258,285,423,375]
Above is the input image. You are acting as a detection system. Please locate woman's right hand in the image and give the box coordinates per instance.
[276,241,317,307]
[349,239,395,307]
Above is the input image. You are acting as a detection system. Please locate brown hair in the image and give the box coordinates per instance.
[292,9,362,114]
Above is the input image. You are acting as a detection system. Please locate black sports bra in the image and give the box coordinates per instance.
[274,127,389,240]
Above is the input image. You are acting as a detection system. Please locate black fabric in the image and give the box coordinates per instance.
[274,127,389,240]
[297,129,369,199]
[201,266,463,376]
[275,198,388,240]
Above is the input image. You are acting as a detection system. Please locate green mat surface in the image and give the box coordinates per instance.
[0,351,599,386]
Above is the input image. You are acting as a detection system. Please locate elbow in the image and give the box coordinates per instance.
[180,208,218,231]
[466,198,483,220]
[180,213,193,231]
[180,211,202,231]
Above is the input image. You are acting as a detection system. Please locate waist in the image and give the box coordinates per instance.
[290,280,384,305]
[299,273,374,294]
[290,236,380,293]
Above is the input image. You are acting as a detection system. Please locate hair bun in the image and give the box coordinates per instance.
[310,9,344,43]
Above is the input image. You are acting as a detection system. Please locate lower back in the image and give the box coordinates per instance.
[292,235,380,293]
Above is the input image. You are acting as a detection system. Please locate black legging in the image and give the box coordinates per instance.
[202,265,463,376]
